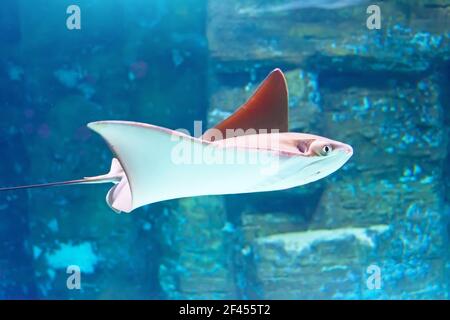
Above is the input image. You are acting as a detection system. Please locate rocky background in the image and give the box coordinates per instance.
[0,0,449,299]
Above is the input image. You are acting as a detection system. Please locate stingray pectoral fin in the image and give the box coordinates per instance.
[87,120,199,212]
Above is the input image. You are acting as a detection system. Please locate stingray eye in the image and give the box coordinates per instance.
[320,145,332,156]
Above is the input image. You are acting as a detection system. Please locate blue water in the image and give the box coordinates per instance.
[0,0,449,299]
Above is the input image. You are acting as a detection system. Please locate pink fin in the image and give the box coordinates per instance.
[203,68,289,141]
[104,158,133,213]
[106,175,132,213]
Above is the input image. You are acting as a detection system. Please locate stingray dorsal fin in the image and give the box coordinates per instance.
[203,68,289,141]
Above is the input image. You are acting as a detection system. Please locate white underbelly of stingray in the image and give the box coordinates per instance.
[133,149,288,206]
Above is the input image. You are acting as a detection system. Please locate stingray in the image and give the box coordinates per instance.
[0,69,353,213]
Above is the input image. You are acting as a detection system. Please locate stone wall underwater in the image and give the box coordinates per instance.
[0,0,449,299]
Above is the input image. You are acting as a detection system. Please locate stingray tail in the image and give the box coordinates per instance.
[0,176,112,192]
[0,159,122,192]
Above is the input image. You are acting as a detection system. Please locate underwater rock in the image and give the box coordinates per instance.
[156,196,237,299]
[251,226,388,299]
[237,0,368,15]
[303,72,448,298]
[235,209,314,298]
[206,1,449,297]
[312,73,447,231]
[285,70,322,132]
[208,0,450,72]
[240,211,308,243]
[253,226,447,299]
